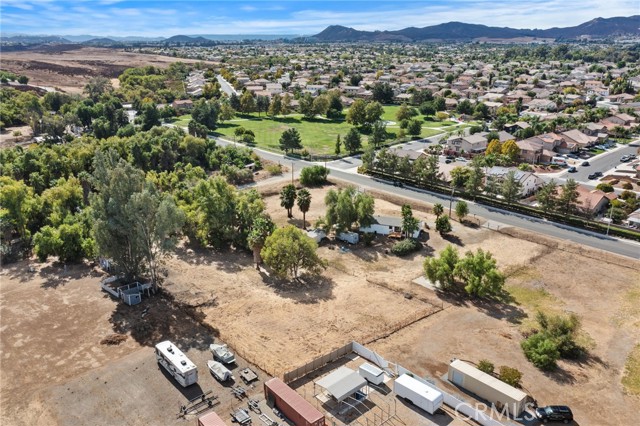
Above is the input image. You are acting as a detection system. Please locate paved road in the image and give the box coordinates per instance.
[556,141,640,185]
[213,136,640,260]
[216,75,237,97]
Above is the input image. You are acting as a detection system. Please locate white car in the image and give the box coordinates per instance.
[455,157,467,162]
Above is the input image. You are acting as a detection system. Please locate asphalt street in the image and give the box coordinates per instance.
[555,141,640,184]
[213,136,640,260]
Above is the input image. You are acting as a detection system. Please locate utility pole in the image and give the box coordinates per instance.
[448,186,455,217]
[291,161,294,184]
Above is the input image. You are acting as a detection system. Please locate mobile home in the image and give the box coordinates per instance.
[394,374,443,415]
[155,340,198,387]
[448,359,528,416]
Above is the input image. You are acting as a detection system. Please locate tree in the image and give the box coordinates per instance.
[268,95,282,117]
[0,176,36,240]
[501,139,520,164]
[521,333,561,370]
[499,366,523,388]
[406,118,422,137]
[280,184,297,218]
[139,102,161,131]
[324,186,375,233]
[312,95,329,117]
[229,92,241,111]
[256,95,270,116]
[372,82,394,103]
[423,245,459,289]
[219,102,236,122]
[84,76,112,101]
[433,203,444,217]
[240,90,256,113]
[334,134,342,155]
[91,150,183,284]
[435,215,452,235]
[279,128,303,154]
[365,101,384,125]
[455,201,469,222]
[401,204,420,239]
[297,188,312,229]
[281,93,292,116]
[370,121,387,148]
[486,139,502,156]
[536,180,558,213]
[465,160,485,199]
[501,171,522,204]
[557,178,580,215]
[343,128,362,154]
[247,215,275,269]
[261,225,326,279]
[450,166,471,188]
[396,104,417,122]
[454,249,505,297]
[191,98,219,130]
[299,165,328,186]
[346,99,367,127]
[299,93,315,119]
[17,75,29,84]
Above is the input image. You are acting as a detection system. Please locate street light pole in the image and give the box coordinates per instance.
[449,186,455,217]
[606,204,614,236]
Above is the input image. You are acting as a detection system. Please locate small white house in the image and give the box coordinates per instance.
[359,215,423,239]
[306,229,327,243]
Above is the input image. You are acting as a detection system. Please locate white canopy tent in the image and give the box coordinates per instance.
[315,367,368,403]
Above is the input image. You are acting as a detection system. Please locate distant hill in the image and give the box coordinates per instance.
[83,38,118,45]
[3,35,71,44]
[163,35,211,44]
[312,16,640,42]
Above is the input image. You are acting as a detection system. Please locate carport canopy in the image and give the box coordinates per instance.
[316,367,367,402]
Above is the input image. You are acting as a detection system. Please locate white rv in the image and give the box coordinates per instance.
[394,374,443,415]
[155,340,198,387]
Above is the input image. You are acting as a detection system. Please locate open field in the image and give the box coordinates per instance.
[0,46,218,94]
[1,179,638,425]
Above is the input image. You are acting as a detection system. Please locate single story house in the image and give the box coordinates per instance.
[359,215,423,239]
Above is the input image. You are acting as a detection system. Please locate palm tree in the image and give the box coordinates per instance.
[296,189,312,229]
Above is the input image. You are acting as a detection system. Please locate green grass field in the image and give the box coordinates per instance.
[171,104,475,154]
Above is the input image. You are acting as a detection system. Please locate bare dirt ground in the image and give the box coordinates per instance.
[0,46,217,93]
[1,179,638,425]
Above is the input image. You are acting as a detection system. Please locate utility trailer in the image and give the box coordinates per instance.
[394,374,443,415]
[208,360,233,382]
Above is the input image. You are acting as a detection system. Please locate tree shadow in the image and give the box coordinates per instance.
[173,243,249,273]
[431,286,526,323]
[39,261,100,289]
[109,290,218,351]
[273,116,301,124]
[442,233,464,246]
[258,270,335,304]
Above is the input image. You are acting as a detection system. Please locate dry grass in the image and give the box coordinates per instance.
[623,344,640,396]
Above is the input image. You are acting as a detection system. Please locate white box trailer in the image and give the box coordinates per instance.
[394,374,443,415]
[359,363,385,385]
[337,231,359,244]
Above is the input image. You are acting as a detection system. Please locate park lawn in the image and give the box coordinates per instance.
[214,114,358,155]
[172,114,192,127]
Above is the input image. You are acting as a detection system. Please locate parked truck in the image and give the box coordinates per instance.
[394,374,443,415]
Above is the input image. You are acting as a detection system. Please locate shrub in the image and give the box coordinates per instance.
[390,238,421,256]
[498,366,523,388]
[521,333,560,370]
[362,232,375,246]
[299,165,329,186]
[596,182,614,193]
[221,164,253,184]
[622,182,633,190]
[266,163,283,176]
[435,215,452,234]
[477,359,495,375]
[12,130,22,137]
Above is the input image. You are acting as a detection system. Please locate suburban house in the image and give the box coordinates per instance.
[583,122,607,137]
[561,129,598,148]
[390,148,424,162]
[342,86,364,96]
[486,167,544,197]
[516,139,544,164]
[445,133,488,155]
[265,83,283,95]
[359,215,424,238]
[524,99,557,112]
[574,186,617,216]
[172,99,193,112]
[504,121,530,134]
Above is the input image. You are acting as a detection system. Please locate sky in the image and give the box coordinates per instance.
[0,0,638,37]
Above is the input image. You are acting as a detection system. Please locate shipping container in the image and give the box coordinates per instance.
[394,374,443,415]
[197,411,228,426]
[447,359,528,416]
[264,378,325,426]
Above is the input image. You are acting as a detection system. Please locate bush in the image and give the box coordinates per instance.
[221,164,253,184]
[595,183,614,193]
[498,366,523,388]
[390,238,421,256]
[299,165,329,186]
[622,182,633,190]
[521,333,560,370]
[362,232,375,246]
[435,215,452,234]
[477,359,494,375]
[266,163,283,175]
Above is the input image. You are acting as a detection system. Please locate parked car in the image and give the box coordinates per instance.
[393,181,404,187]
[445,159,452,164]
[567,154,578,159]
[581,161,590,166]
[594,171,603,177]
[567,166,577,173]
[534,405,573,423]
[621,155,631,162]
[587,173,598,180]
[454,157,467,162]
[445,155,455,160]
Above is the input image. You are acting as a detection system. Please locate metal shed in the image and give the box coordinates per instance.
[197,411,228,426]
[448,359,528,416]
[315,366,368,403]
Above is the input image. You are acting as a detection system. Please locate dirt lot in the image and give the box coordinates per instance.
[1,180,638,425]
[0,46,218,93]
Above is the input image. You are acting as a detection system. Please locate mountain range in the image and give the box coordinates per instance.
[312,16,640,42]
